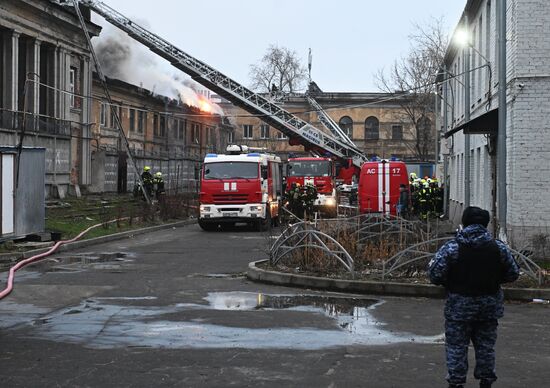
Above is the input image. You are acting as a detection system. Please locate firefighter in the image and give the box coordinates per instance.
[397,183,410,218]
[286,183,303,219]
[154,171,165,199]
[411,178,422,216]
[302,183,318,219]
[418,180,431,220]
[136,166,154,199]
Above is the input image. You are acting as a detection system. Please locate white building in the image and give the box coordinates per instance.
[438,0,550,246]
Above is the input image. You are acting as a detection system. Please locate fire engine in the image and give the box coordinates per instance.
[286,157,338,217]
[358,159,409,215]
[199,145,282,231]
[63,1,414,221]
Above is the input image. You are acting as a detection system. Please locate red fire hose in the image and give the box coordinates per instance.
[0,219,125,300]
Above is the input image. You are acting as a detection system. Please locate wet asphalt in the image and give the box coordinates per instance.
[0,223,549,387]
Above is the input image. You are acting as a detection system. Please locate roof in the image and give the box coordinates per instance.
[203,153,281,164]
[288,157,331,162]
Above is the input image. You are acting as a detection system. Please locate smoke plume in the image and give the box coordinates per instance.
[92,21,223,115]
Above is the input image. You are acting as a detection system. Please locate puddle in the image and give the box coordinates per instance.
[26,252,131,273]
[17,292,443,350]
[187,273,245,279]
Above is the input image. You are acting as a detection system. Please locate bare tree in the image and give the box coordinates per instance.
[249,45,308,93]
[375,17,448,161]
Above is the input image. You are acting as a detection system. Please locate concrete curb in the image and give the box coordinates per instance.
[0,219,197,270]
[247,259,550,302]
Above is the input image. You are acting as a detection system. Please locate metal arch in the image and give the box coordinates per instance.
[509,248,545,285]
[382,237,547,286]
[271,229,354,274]
[381,237,453,279]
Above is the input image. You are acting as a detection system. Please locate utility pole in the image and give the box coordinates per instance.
[497,0,507,237]
[463,15,471,208]
[443,66,449,217]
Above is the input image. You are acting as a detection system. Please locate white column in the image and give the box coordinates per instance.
[2,31,19,111]
[25,38,41,115]
[80,57,92,185]
[52,46,59,118]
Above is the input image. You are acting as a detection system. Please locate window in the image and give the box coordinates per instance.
[159,115,166,137]
[260,125,270,139]
[277,131,288,140]
[204,162,259,180]
[228,130,234,144]
[191,122,201,143]
[153,114,159,136]
[110,105,121,128]
[364,116,379,140]
[129,108,135,132]
[243,124,253,139]
[178,119,186,140]
[100,103,106,126]
[69,67,76,108]
[391,125,403,140]
[339,116,353,138]
[137,111,145,133]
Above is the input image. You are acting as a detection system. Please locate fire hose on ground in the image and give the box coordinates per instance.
[0,218,127,300]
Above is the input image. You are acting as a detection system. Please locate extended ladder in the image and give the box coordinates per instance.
[59,0,367,167]
[306,94,356,148]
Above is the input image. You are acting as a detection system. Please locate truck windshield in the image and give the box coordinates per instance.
[288,161,331,177]
[203,162,258,180]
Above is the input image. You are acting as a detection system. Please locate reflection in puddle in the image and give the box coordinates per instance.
[26,252,131,273]
[14,292,443,350]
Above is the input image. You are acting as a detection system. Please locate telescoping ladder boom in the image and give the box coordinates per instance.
[63,0,367,168]
[306,95,356,148]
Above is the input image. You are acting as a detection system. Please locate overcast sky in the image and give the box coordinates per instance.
[94,0,465,93]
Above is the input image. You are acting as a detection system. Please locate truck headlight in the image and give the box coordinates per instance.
[200,206,211,212]
[250,205,263,212]
[325,198,336,206]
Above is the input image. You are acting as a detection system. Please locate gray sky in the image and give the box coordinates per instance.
[95,0,465,92]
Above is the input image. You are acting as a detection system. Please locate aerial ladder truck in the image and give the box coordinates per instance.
[54,0,368,175]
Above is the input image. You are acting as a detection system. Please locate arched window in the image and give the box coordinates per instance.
[338,116,353,138]
[365,116,379,140]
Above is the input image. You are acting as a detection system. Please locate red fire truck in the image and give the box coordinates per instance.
[199,145,283,231]
[358,159,409,216]
[286,157,338,217]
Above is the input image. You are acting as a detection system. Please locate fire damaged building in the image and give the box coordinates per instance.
[0,0,100,198]
[90,75,233,193]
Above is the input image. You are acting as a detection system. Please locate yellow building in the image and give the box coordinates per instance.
[219,87,434,163]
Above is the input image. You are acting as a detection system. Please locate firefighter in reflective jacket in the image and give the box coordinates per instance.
[418,180,431,219]
[286,183,303,218]
[428,207,519,388]
[154,171,165,199]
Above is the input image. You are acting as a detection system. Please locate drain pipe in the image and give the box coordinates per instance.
[0,218,127,300]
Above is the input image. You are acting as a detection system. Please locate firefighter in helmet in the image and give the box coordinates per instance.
[154,171,165,199]
[136,166,154,199]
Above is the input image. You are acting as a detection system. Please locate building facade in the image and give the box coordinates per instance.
[219,88,435,165]
[438,0,550,244]
[0,0,100,197]
[90,76,232,193]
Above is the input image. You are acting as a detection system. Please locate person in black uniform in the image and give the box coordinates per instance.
[428,207,520,388]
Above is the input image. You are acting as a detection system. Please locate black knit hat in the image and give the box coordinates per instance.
[462,206,490,227]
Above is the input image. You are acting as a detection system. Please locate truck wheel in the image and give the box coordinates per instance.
[257,210,271,232]
[199,220,217,231]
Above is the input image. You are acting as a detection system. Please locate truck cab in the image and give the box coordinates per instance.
[199,146,282,231]
[286,157,338,217]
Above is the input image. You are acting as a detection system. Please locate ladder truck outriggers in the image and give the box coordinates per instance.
[199,145,282,231]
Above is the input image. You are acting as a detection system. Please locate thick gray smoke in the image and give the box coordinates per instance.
[92,21,223,115]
